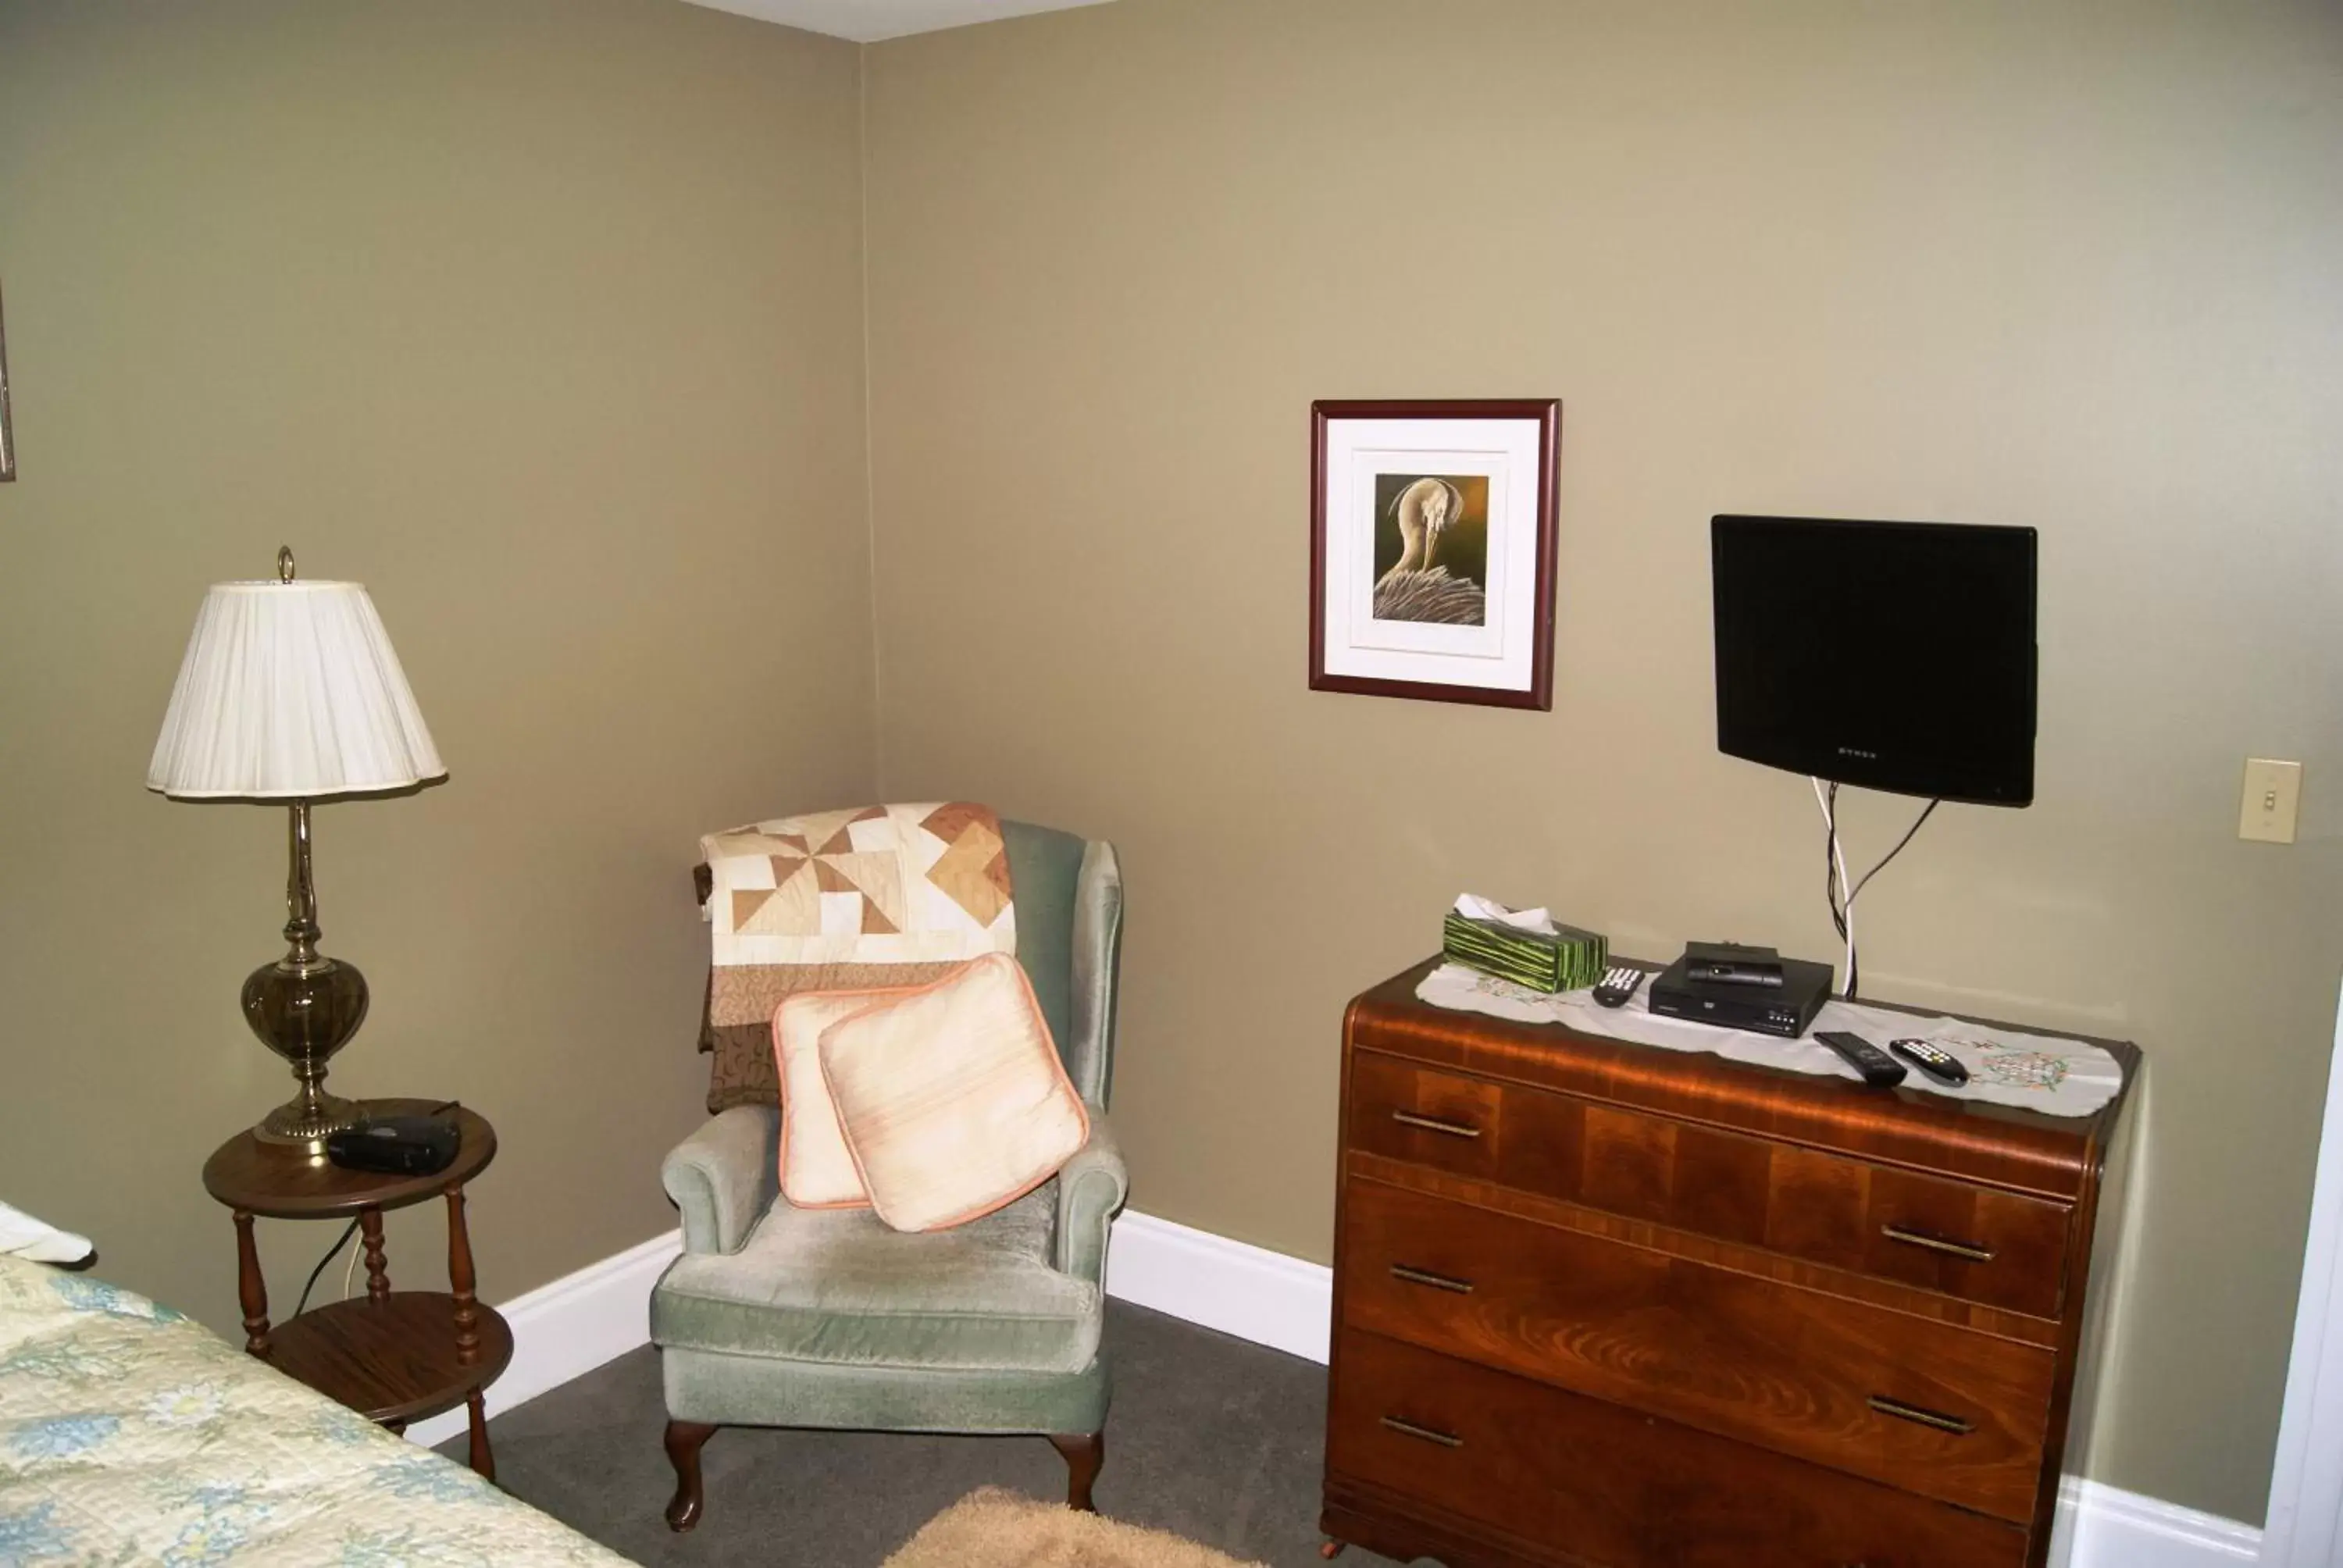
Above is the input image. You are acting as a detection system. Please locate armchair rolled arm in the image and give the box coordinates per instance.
[1054,1114,1128,1283]
[662,1104,779,1256]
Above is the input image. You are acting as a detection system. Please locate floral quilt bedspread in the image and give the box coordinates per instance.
[0,1253,631,1566]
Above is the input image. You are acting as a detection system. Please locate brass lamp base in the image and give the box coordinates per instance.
[255,1089,362,1149]
[244,801,371,1150]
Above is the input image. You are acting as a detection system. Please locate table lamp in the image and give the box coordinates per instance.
[148,548,445,1147]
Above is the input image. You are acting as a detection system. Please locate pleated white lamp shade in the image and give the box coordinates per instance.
[147,579,446,800]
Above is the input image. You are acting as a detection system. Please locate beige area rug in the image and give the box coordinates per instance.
[882,1488,1267,1568]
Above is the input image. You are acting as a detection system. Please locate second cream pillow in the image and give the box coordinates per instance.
[818,953,1089,1233]
[773,987,906,1208]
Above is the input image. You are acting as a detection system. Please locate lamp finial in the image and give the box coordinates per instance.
[276,546,295,584]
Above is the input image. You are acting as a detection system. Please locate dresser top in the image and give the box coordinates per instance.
[1348,960,2141,1199]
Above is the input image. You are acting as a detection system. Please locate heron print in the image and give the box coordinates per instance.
[1371,473,1489,625]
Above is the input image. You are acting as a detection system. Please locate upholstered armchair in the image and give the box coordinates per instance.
[650,822,1126,1530]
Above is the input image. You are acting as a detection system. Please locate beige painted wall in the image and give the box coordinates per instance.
[0,0,872,1338]
[3,0,2337,1527]
[862,0,2343,1523]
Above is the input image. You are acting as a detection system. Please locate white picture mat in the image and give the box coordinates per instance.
[1320,416,1543,691]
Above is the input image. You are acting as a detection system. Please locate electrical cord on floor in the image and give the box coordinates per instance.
[287,1099,462,1317]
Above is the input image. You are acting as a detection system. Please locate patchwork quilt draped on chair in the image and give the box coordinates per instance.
[696,802,1018,1112]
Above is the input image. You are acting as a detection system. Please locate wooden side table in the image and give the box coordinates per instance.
[201,1099,512,1480]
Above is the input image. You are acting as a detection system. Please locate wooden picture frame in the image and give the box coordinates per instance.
[1309,398,1560,708]
[0,280,13,483]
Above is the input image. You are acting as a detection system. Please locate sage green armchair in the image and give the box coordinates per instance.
[651,822,1126,1531]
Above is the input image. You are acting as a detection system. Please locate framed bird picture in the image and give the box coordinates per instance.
[1308,398,1560,708]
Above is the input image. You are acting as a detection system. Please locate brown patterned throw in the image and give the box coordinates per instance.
[696,803,1017,1112]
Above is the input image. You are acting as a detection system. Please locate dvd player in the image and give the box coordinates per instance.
[1648,953,1832,1038]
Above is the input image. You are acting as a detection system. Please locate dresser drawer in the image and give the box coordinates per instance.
[1349,1049,2072,1320]
[1340,1178,2056,1521]
[1329,1327,2030,1568]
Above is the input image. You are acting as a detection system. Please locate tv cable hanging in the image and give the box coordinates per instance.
[1811,778,1940,1000]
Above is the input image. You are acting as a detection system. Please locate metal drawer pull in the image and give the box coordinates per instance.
[1391,1110,1482,1139]
[1380,1415,1464,1449]
[1868,1395,1974,1435]
[1389,1263,1475,1294]
[1881,1223,1996,1263]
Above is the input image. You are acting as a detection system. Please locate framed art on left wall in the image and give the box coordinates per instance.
[1309,398,1560,708]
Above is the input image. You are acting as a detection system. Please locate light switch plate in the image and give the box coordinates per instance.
[2239,758,2303,844]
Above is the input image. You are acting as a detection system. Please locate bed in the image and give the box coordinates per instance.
[0,1252,633,1565]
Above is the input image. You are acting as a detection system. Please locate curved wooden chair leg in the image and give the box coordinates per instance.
[664,1420,719,1532]
[1048,1431,1104,1512]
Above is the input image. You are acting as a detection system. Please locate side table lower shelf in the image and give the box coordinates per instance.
[262,1293,515,1474]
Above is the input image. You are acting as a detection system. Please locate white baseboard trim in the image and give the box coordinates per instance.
[1101,1210,1334,1363]
[1103,1211,2266,1568]
[405,1228,681,1449]
[2049,1477,2263,1566]
[1099,1210,1331,1367]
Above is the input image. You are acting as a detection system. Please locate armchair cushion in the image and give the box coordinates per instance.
[651,1179,1100,1375]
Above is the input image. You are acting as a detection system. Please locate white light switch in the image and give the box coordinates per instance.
[2239,758,2303,844]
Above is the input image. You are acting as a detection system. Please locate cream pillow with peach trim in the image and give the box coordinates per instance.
[818,953,1089,1234]
[772,987,909,1208]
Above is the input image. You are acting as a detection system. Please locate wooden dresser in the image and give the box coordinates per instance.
[1320,960,2139,1568]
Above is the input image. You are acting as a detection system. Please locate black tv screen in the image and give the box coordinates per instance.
[1712,515,2037,806]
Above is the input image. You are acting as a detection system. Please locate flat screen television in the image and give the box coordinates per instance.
[1712,515,2037,807]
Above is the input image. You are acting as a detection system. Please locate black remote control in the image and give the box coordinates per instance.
[1592,966,1644,1008]
[1889,1038,1970,1086]
[1813,1030,1907,1088]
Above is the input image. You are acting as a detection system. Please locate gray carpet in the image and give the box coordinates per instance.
[441,1299,1374,1566]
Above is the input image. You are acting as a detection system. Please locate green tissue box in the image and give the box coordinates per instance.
[1443,911,1608,994]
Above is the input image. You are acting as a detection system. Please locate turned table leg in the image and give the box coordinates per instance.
[466,1387,495,1482]
[447,1182,480,1367]
[233,1210,272,1356]
[445,1180,496,1481]
[358,1206,390,1302]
